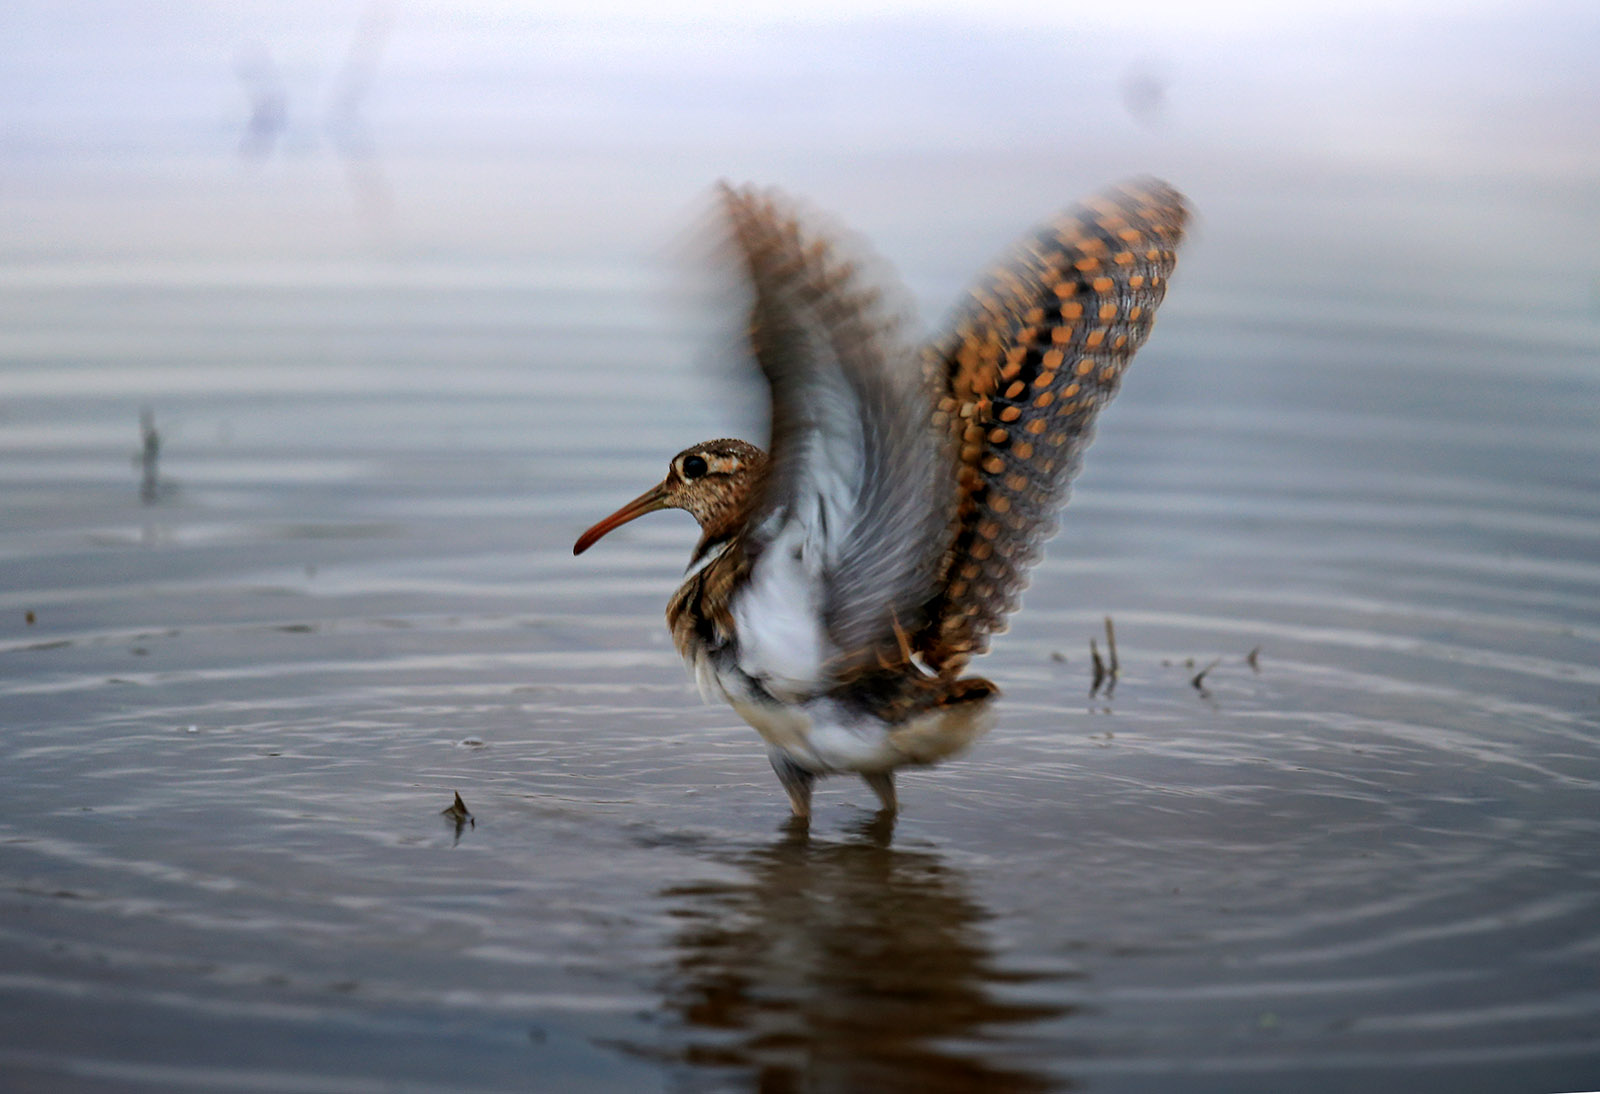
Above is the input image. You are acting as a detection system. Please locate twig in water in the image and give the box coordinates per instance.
[1246,645,1262,673]
[138,408,161,504]
[1090,638,1107,697]
[1190,658,1221,697]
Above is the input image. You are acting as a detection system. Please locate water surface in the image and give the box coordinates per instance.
[2,162,1599,1092]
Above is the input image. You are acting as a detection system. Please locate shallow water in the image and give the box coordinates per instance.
[3,170,1600,1093]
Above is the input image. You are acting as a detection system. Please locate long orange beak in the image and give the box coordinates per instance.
[573,482,672,555]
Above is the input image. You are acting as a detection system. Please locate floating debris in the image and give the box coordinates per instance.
[1246,645,1262,672]
[24,611,35,625]
[1190,658,1222,697]
[138,408,161,504]
[441,790,475,834]
[1090,616,1120,698]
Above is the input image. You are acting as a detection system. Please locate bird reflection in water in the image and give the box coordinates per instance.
[652,816,1076,1092]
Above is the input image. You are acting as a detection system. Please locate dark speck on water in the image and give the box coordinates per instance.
[442,790,475,830]
[2,6,1599,1090]
[1189,657,1222,694]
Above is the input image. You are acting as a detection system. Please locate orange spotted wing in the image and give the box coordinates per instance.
[916,178,1189,674]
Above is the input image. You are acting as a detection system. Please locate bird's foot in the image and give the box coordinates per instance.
[862,771,897,813]
[769,751,816,818]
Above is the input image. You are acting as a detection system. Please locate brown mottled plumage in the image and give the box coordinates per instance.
[575,179,1188,816]
[918,180,1187,673]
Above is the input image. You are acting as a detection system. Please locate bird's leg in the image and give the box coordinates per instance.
[862,771,897,813]
[769,751,816,818]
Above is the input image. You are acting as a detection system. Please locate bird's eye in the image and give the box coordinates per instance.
[681,455,708,479]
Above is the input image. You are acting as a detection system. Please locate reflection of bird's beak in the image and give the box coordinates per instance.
[573,482,672,555]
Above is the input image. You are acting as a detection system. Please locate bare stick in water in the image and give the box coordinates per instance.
[139,408,161,504]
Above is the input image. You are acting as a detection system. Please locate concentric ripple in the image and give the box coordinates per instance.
[2,247,1598,1093]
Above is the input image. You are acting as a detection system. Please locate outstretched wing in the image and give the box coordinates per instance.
[720,185,954,698]
[917,178,1188,674]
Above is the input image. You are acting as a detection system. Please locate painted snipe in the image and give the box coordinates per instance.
[574,179,1188,816]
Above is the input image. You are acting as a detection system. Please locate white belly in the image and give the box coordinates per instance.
[682,633,994,775]
[727,690,994,775]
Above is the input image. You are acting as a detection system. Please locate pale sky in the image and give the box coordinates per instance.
[1,0,1594,268]
[5,0,1593,133]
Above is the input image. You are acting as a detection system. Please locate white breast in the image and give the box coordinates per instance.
[728,519,831,703]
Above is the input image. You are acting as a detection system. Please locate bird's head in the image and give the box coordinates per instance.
[573,438,768,562]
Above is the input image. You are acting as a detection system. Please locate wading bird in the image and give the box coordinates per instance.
[574,180,1187,817]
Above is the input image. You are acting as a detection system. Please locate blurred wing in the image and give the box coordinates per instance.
[918,178,1188,673]
[721,185,952,695]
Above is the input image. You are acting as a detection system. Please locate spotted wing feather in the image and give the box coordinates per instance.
[917,178,1188,673]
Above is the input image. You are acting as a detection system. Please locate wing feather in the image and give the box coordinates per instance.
[917,178,1189,673]
[721,185,954,693]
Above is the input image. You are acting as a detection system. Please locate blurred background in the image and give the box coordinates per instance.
[4,0,1596,300]
[4,0,1595,478]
